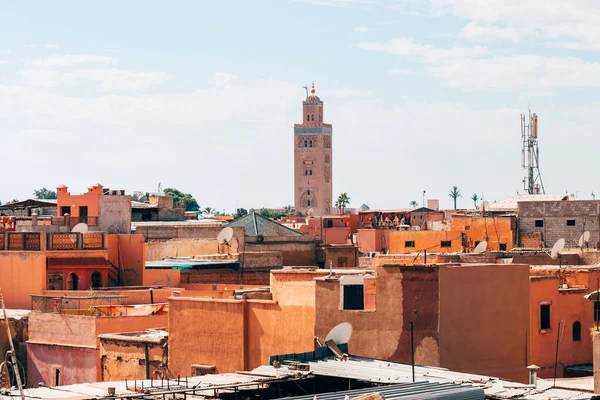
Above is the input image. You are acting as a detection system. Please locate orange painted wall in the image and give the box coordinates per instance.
[143,268,181,287]
[56,184,103,217]
[357,229,389,254]
[439,264,530,383]
[529,271,598,378]
[0,252,46,309]
[106,234,146,286]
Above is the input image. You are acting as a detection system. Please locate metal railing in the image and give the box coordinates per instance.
[51,216,98,226]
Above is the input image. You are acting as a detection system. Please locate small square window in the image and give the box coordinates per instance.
[567,220,576,226]
[343,285,364,310]
[440,241,452,248]
[499,243,507,251]
[465,226,470,231]
[540,304,551,330]
[535,220,544,227]
[405,241,415,248]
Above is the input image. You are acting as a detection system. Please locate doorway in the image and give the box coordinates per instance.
[79,206,88,224]
[67,272,79,290]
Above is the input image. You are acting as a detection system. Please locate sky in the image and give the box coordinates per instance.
[2,0,600,212]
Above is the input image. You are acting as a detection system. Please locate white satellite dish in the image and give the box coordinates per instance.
[324,322,353,345]
[550,238,565,260]
[473,240,488,254]
[217,227,234,245]
[578,231,591,248]
[71,223,89,234]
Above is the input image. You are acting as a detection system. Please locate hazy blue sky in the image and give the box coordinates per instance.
[2,1,599,211]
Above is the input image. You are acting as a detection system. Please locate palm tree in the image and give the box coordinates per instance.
[409,200,418,208]
[448,186,462,210]
[204,207,214,214]
[336,192,350,215]
[471,193,479,209]
[282,205,292,217]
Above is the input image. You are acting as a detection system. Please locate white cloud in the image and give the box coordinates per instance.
[30,54,119,68]
[323,88,372,97]
[459,23,523,43]
[208,72,239,86]
[294,0,375,7]
[44,44,60,49]
[357,37,489,62]
[354,26,370,32]
[389,68,415,75]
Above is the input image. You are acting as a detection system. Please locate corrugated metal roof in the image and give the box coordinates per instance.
[228,211,303,237]
[145,258,240,270]
[275,382,484,400]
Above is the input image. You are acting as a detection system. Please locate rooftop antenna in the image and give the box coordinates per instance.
[550,238,566,267]
[302,85,309,98]
[521,110,545,195]
[157,182,162,195]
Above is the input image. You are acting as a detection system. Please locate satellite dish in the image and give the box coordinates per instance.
[217,227,234,245]
[550,238,565,260]
[579,231,591,248]
[324,322,353,345]
[72,223,89,234]
[473,240,488,254]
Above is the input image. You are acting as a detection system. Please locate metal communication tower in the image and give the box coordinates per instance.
[521,110,545,195]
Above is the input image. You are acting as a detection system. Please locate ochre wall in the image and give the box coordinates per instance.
[143,268,181,287]
[106,234,146,286]
[146,239,219,261]
[169,298,246,375]
[0,251,46,309]
[439,264,530,383]
[100,339,166,381]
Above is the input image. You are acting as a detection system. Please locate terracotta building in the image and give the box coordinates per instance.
[169,262,530,383]
[294,83,332,217]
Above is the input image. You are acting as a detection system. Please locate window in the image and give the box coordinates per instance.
[309,140,313,147]
[440,241,452,248]
[535,220,544,227]
[67,272,79,290]
[304,140,308,147]
[540,304,551,330]
[327,220,333,228]
[305,170,308,176]
[311,114,314,121]
[573,321,582,342]
[567,219,576,226]
[60,206,70,216]
[343,285,364,310]
[307,190,310,195]
[594,301,600,322]
[499,243,507,251]
[307,115,310,121]
[309,170,313,176]
[405,241,415,248]
[307,200,311,206]
[91,271,102,288]
[465,226,470,231]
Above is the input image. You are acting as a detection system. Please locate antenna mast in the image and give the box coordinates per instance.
[521,110,545,194]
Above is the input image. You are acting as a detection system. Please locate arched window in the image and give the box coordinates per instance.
[309,170,313,176]
[307,200,311,206]
[305,170,308,176]
[67,272,79,290]
[311,114,314,121]
[307,190,310,195]
[304,140,308,147]
[91,271,102,289]
[307,115,310,121]
[573,321,582,342]
[309,140,313,147]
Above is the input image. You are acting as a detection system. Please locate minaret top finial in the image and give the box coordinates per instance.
[311,82,316,95]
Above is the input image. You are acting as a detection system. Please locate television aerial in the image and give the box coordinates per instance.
[550,238,566,267]
[578,231,591,249]
[324,322,353,345]
[217,227,234,254]
[473,240,488,254]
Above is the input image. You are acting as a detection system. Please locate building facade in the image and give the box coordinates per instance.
[294,83,333,217]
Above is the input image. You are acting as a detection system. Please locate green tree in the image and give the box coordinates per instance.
[131,191,148,202]
[471,193,479,208]
[33,187,57,199]
[448,186,462,210]
[163,188,200,211]
[409,200,418,207]
[235,208,248,219]
[282,205,293,217]
[204,207,214,214]
[259,208,283,219]
[335,192,351,215]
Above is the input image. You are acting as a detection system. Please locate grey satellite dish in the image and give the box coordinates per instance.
[217,227,234,245]
[71,223,89,234]
[550,238,565,260]
[324,322,353,345]
[473,240,488,254]
[578,231,591,248]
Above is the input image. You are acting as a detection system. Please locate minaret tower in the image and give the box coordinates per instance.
[293,82,333,216]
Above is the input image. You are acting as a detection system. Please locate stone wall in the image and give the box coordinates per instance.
[519,200,600,248]
[98,195,132,234]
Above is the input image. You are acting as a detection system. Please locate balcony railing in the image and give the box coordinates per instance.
[1,232,106,251]
[2,232,42,251]
[51,216,98,226]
